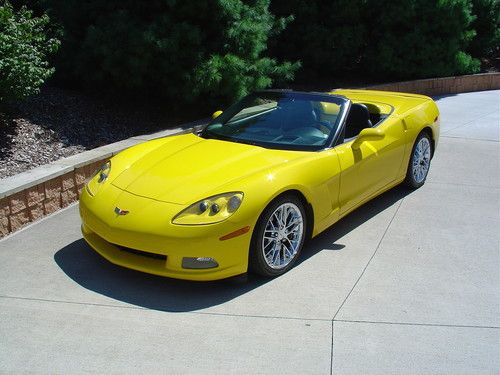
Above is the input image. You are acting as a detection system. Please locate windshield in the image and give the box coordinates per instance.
[201,91,348,151]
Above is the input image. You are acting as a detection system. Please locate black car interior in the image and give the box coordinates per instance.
[339,102,389,144]
[344,103,373,139]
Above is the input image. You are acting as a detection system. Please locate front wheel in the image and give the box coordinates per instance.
[249,195,307,277]
[405,132,432,189]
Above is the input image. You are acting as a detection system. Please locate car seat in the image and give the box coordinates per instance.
[344,103,373,139]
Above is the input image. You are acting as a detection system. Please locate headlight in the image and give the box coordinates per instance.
[86,161,111,196]
[172,192,243,225]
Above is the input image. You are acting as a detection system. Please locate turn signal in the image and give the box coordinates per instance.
[219,226,250,241]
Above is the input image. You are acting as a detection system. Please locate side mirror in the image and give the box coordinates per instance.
[351,128,385,150]
[212,110,223,119]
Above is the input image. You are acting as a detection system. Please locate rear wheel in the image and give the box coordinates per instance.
[249,195,307,277]
[405,132,432,188]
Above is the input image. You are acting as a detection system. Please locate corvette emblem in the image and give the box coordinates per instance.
[114,207,129,216]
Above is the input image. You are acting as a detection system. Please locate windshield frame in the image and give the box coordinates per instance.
[200,90,350,152]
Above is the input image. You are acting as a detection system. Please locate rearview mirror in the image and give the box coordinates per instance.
[212,110,223,119]
[351,128,385,150]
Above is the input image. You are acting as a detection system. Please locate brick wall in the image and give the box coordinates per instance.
[0,160,103,237]
[366,73,499,96]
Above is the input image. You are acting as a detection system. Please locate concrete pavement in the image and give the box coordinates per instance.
[0,90,499,374]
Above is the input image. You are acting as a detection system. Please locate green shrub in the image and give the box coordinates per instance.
[0,1,59,103]
[43,0,298,107]
[272,0,482,83]
[271,0,366,82]
[468,0,500,57]
[360,0,480,80]
[190,0,299,101]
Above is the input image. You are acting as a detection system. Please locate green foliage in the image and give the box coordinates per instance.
[43,0,298,107]
[191,0,300,101]
[468,0,500,57]
[4,0,494,108]
[272,0,482,82]
[271,0,366,82]
[0,1,59,103]
[361,0,480,79]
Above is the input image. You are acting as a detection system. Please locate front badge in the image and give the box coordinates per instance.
[114,207,129,216]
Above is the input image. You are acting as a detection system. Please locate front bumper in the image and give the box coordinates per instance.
[79,184,252,281]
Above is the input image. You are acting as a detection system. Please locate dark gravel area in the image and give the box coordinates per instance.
[0,87,191,179]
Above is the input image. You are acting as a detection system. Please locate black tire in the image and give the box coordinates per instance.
[249,194,307,277]
[405,131,432,189]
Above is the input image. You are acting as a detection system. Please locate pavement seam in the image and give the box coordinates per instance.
[329,197,405,374]
[187,310,330,322]
[329,320,334,375]
[333,319,500,330]
[440,135,499,142]
[331,198,405,321]
[0,294,331,322]
[427,181,500,189]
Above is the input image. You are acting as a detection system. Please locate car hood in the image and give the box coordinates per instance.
[112,133,305,204]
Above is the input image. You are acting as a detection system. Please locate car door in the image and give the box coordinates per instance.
[334,117,407,215]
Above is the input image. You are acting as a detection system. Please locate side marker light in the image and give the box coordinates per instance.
[219,226,251,241]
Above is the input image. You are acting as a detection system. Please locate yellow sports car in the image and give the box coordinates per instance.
[80,89,439,280]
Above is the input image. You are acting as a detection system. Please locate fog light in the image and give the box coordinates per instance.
[182,257,219,269]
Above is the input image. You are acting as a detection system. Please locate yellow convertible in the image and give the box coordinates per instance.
[80,89,439,280]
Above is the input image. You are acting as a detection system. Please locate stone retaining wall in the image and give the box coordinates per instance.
[365,72,499,96]
[0,160,103,236]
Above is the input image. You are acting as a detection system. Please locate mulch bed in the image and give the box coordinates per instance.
[0,87,189,179]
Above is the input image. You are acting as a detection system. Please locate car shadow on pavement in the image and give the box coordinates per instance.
[54,185,412,312]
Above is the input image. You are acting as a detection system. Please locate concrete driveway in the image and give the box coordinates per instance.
[1,90,498,374]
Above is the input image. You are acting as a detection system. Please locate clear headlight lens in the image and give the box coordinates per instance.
[172,192,244,225]
[86,161,111,196]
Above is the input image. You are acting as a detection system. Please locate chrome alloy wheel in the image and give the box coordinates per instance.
[262,202,304,269]
[412,137,431,183]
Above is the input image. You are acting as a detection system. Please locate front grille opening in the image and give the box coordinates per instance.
[115,245,167,261]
